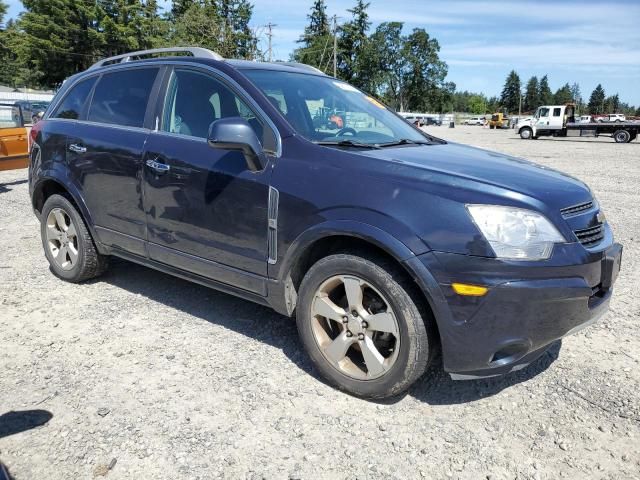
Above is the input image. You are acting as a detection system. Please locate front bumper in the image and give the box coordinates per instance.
[408,242,622,379]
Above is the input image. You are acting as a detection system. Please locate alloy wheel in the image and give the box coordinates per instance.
[45,208,78,271]
[310,275,400,380]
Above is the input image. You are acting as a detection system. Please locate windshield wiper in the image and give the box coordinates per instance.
[377,138,431,148]
[314,139,382,149]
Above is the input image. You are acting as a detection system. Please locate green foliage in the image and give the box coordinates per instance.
[500,70,521,114]
[0,0,7,25]
[523,76,539,112]
[337,0,370,88]
[553,83,573,105]
[452,91,488,114]
[169,1,258,59]
[588,84,606,114]
[538,75,553,105]
[292,0,333,71]
[604,94,620,113]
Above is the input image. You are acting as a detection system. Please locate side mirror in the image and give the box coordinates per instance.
[207,117,266,172]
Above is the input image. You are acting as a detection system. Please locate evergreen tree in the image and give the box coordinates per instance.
[554,83,573,104]
[298,0,330,46]
[337,0,370,87]
[171,0,197,19]
[0,0,7,26]
[588,84,606,114]
[292,0,332,70]
[538,75,553,105]
[19,0,106,87]
[604,94,620,113]
[170,0,258,59]
[523,76,539,112]
[499,70,521,114]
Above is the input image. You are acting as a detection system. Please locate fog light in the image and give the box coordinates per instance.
[451,283,488,296]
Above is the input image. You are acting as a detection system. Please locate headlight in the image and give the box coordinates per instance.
[466,205,565,260]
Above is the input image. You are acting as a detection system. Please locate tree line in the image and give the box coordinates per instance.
[0,0,637,116]
[498,69,638,116]
[0,0,258,88]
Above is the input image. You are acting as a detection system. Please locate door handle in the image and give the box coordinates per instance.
[146,159,170,174]
[68,143,87,154]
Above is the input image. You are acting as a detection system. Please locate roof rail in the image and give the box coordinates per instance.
[88,47,223,70]
[272,61,326,75]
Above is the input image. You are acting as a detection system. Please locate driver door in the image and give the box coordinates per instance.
[142,66,275,295]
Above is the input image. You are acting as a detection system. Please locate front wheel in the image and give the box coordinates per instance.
[519,127,533,139]
[296,252,434,399]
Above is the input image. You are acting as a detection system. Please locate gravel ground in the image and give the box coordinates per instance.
[1,126,639,479]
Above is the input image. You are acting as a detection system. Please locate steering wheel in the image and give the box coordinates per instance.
[335,127,357,137]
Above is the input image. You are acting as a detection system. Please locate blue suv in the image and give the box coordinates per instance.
[29,48,622,398]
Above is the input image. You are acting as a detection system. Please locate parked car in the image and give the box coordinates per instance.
[1,103,29,171]
[464,116,485,126]
[598,114,626,123]
[12,100,50,125]
[29,47,622,399]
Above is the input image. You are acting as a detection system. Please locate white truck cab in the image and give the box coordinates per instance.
[517,104,576,139]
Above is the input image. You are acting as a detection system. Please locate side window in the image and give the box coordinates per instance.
[539,108,550,117]
[52,77,97,120]
[88,68,158,128]
[553,107,562,117]
[162,68,263,142]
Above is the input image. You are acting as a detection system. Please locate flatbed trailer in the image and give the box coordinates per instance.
[517,104,639,143]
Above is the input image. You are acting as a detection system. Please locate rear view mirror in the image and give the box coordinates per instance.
[207,117,266,172]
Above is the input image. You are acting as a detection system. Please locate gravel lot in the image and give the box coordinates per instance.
[1,126,639,479]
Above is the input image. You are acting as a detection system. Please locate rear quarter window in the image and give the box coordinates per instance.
[88,68,158,128]
[51,77,98,120]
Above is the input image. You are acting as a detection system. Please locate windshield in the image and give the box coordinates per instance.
[241,69,431,146]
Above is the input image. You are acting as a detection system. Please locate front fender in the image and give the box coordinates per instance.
[272,219,424,284]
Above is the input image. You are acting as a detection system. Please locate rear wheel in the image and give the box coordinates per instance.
[296,252,434,399]
[519,127,533,140]
[613,129,631,143]
[41,194,108,282]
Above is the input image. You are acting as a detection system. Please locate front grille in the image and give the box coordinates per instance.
[561,201,593,218]
[574,224,605,247]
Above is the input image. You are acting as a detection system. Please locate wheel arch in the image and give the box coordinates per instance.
[271,221,442,350]
[31,173,103,252]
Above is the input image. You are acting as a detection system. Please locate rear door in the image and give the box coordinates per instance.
[65,67,161,256]
[548,107,564,130]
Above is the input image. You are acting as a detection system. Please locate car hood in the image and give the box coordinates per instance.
[362,142,592,209]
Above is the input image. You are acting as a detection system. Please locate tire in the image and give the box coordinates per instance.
[489,125,495,129]
[630,133,637,143]
[41,194,108,282]
[613,129,631,143]
[519,127,533,140]
[296,252,434,399]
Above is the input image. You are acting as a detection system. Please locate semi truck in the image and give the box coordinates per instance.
[517,104,639,143]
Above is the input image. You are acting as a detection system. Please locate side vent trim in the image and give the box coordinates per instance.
[267,186,279,264]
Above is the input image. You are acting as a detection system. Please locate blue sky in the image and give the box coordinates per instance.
[5,0,640,105]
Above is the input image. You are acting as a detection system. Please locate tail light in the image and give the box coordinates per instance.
[29,119,44,151]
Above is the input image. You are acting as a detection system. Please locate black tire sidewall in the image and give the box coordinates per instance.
[614,130,630,143]
[296,254,429,398]
[41,194,89,282]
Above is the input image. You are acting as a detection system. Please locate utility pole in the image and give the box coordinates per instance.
[266,22,277,62]
[332,15,337,77]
